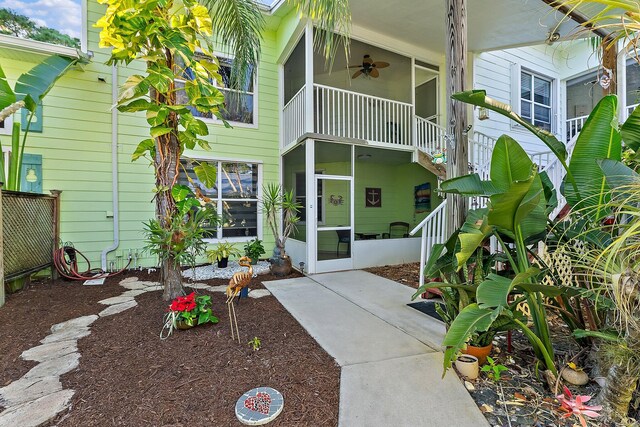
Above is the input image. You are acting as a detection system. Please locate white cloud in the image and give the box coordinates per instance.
[4,0,81,39]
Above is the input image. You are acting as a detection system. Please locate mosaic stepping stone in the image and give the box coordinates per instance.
[235,387,283,425]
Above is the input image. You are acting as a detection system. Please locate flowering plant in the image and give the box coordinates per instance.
[161,292,219,339]
[556,386,602,427]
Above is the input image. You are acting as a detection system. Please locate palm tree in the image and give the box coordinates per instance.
[97,0,351,300]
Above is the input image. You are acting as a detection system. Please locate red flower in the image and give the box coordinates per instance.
[169,293,198,313]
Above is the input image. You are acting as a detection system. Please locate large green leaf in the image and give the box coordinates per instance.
[14,55,76,113]
[477,268,542,308]
[452,90,567,163]
[598,159,640,192]
[563,95,621,219]
[442,304,500,372]
[440,173,498,196]
[455,215,493,269]
[621,104,640,151]
[0,65,16,111]
[490,135,534,191]
[193,161,217,188]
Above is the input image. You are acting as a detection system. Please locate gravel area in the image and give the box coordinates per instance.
[182,261,271,280]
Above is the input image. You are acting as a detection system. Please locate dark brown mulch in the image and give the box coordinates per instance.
[364,262,421,289]
[4,268,339,426]
[0,275,125,388]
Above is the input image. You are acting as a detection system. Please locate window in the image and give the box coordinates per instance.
[295,171,323,223]
[178,159,260,240]
[520,71,552,131]
[175,53,256,125]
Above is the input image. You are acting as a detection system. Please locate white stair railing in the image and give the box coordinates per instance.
[409,201,447,288]
[415,115,446,155]
[470,131,496,180]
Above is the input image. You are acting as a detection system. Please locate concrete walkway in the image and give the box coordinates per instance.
[264,270,489,427]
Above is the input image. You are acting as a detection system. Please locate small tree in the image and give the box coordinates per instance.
[96,0,224,300]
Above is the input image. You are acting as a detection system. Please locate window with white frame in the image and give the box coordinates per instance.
[178,159,260,239]
[520,70,553,132]
[175,53,256,125]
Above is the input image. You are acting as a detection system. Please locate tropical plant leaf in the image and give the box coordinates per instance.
[455,216,493,269]
[0,65,16,110]
[452,90,567,163]
[442,304,500,373]
[132,139,155,161]
[490,135,534,191]
[598,159,640,192]
[171,184,191,202]
[563,95,621,219]
[572,329,620,342]
[440,173,498,196]
[193,161,216,188]
[14,55,76,113]
[621,103,640,151]
[477,268,541,308]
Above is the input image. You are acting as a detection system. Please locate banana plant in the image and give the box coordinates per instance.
[419,135,581,375]
[0,54,85,190]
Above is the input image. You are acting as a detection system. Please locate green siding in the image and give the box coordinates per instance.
[0,0,281,268]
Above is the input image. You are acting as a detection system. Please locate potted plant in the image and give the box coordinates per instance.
[161,292,219,339]
[261,183,301,277]
[207,241,240,268]
[244,238,265,265]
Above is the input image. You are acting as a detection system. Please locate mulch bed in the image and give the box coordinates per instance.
[366,263,608,427]
[1,268,341,426]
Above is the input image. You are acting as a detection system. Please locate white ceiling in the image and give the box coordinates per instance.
[346,0,583,53]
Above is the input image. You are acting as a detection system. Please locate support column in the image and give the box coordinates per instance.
[304,22,315,134]
[445,0,468,235]
[0,182,4,307]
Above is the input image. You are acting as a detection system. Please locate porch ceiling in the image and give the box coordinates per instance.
[348,0,586,53]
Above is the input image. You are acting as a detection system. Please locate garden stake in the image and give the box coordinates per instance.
[226,257,254,343]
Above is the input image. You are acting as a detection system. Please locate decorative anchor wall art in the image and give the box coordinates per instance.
[365,187,381,208]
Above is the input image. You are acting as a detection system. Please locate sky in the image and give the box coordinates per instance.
[4,0,82,39]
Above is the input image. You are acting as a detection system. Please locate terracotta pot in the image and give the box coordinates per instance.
[463,343,493,366]
[270,256,292,277]
[455,354,479,380]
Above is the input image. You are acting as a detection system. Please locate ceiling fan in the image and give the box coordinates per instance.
[349,54,390,79]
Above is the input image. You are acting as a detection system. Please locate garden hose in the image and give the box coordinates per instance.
[53,243,131,281]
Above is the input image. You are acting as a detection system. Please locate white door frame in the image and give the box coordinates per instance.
[314,174,354,273]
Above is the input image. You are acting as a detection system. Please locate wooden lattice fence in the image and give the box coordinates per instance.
[0,185,60,306]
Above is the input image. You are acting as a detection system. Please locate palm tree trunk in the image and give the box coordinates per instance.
[151,50,184,301]
[601,363,638,422]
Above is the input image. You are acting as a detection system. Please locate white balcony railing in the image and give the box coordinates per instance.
[282,85,307,147]
[313,84,413,146]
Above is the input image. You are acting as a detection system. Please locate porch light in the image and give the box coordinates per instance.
[25,168,38,183]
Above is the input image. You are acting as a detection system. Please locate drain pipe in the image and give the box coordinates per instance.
[101,64,120,271]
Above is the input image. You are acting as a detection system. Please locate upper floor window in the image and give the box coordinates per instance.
[520,71,552,132]
[0,6,81,48]
[176,53,256,126]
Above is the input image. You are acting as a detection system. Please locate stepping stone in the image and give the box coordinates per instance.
[41,328,91,345]
[119,277,139,284]
[99,300,138,317]
[120,282,148,290]
[50,315,98,334]
[143,284,163,291]
[21,340,77,363]
[23,353,80,380]
[0,389,74,427]
[209,285,228,293]
[235,387,284,425]
[98,295,134,305]
[248,289,271,299]
[0,376,62,407]
[138,281,160,288]
[121,289,148,297]
[186,283,212,290]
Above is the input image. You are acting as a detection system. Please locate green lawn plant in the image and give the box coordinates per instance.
[207,241,241,263]
[0,55,86,190]
[481,356,508,382]
[244,238,265,263]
